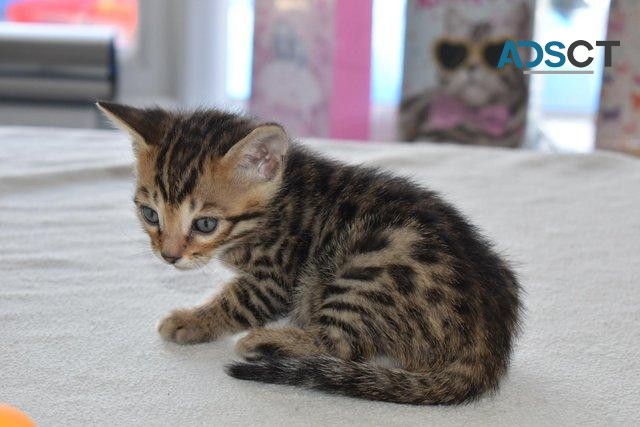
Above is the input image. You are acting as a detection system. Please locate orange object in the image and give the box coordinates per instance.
[0,405,35,427]
[5,0,138,46]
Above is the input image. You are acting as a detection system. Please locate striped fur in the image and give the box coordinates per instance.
[98,102,522,405]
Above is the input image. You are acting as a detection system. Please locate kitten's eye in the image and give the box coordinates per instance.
[193,217,218,234]
[141,206,159,225]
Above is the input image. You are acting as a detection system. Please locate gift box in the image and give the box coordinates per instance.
[250,0,372,140]
[596,0,640,156]
[399,0,534,147]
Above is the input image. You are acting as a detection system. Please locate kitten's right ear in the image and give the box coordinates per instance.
[222,124,289,183]
[96,101,168,148]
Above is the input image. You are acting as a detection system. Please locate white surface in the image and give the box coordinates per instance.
[1,127,639,426]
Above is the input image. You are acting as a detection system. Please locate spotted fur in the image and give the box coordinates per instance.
[98,102,522,405]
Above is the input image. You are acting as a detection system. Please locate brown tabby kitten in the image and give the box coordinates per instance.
[98,102,521,405]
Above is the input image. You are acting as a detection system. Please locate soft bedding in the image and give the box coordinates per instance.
[1,127,639,425]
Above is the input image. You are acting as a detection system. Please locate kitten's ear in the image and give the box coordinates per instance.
[223,124,289,182]
[96,101,168,148]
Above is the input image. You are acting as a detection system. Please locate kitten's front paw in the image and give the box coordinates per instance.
[158,309,210,344]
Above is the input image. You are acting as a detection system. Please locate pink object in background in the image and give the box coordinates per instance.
[596,0,640,156]
[250,0,372,140]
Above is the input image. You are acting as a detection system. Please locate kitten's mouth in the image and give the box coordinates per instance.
[174,254,214,270]
[153,250,202,270]
[172,259,194,270]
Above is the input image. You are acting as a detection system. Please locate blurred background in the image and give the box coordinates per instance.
[0,0,632,154]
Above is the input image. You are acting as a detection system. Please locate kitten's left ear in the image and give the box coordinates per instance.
[223,124,289,182]
[96,101,168,149]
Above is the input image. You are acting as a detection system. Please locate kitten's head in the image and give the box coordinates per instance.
[435,3,531,108]
[97,102,288,269]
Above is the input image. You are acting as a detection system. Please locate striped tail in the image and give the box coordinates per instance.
[226,356,494,405]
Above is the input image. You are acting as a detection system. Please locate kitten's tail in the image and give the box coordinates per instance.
[226,356,496,405]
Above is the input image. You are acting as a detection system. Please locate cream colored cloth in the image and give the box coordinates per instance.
[1,127,639,426]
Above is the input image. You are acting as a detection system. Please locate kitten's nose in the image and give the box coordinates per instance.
[161,253,181,264]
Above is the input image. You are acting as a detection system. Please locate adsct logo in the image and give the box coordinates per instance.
[498,40,620,74]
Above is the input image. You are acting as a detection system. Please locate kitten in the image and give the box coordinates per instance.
[98,102,521,405]
[400,3,531,147]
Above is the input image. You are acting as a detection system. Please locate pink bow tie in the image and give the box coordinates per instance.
[427,95,510,138]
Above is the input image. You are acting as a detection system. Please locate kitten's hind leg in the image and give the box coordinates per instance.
[235,319,370,362]
[235,327,322,360]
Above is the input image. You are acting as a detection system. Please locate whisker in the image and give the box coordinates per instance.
[192,258,212,279]
[118,229,148,247]
[213,255,248,276]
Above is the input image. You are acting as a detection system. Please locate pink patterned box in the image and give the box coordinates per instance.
[250,0,372,140]
[597,0,640,156]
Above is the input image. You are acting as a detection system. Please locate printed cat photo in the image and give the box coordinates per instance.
[98,102,521,404]
[400,2,531,147]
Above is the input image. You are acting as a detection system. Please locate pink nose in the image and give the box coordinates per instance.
[161,253,180,264]
[161,233,186,264]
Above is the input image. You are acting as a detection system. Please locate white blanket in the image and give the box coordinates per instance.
[1,127,639,426]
